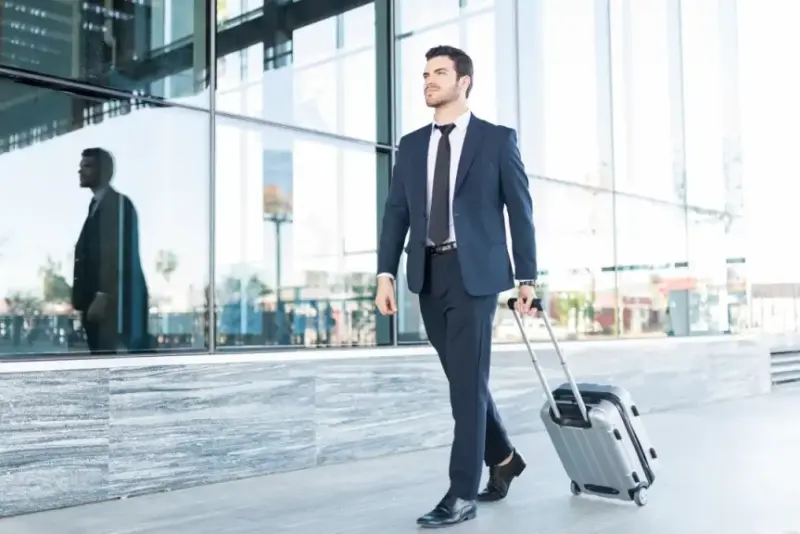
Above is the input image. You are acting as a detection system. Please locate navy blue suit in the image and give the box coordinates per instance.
[377,114,537,500]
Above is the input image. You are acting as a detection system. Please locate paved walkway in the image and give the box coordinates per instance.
[3,389,800,534]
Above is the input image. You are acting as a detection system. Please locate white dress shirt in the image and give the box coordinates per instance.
[425,110,471,245]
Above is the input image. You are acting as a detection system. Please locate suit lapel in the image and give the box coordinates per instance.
[454,115,483,195]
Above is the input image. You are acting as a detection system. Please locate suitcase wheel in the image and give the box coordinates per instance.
[633,486,648,507]
[569,481,581,496]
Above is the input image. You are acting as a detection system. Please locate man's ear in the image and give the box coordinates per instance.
[460,75,472,95]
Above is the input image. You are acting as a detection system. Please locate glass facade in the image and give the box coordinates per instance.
[0,0,792,358]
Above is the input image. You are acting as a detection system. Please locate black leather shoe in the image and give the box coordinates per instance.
[477,450,526,502]
[416,494,477,529]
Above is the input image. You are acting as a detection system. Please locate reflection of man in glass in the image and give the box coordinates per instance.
[72,148,149,354]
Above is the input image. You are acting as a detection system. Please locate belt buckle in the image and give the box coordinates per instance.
[430,242,456,255]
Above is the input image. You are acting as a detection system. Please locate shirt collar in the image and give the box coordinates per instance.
[433,110,472,131]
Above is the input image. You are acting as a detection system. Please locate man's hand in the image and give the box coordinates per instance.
[375,277,398,316]
[86,292,109,322]
[514,284,539,317]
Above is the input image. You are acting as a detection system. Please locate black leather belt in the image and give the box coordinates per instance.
[427,242,457,256]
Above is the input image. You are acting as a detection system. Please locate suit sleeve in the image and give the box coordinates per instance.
[499,128,538,281]
[377,145,410,278]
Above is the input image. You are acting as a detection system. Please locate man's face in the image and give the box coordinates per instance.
[78,156,98,188]
[423,56,465,108]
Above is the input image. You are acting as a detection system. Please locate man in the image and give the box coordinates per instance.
[72,147,149,354]
[375,46,538,528]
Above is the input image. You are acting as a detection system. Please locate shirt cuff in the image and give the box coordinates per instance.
[377,273,395,281]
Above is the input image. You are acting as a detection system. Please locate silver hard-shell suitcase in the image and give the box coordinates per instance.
[507,297,660,506]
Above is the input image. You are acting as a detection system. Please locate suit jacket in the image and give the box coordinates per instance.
[72,188,150,349]
[377,115,537,296]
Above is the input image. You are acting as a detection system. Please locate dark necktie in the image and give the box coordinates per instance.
[88,198,97,217]
[429,123,455,245]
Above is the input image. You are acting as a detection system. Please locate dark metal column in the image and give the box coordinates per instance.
[374,0,396,346]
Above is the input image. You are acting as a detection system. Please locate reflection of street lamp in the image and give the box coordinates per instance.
[263,185,292,342]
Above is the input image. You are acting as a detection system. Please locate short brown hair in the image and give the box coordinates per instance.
[425,45,474,97]
[82,147,115,182]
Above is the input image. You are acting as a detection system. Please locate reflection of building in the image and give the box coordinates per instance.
[1,1,79,76]
[1,0,156,83]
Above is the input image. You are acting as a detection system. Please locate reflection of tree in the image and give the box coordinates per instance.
[154,249,179,309]
[154,249,179,333]
[155,249,179,283]
[555,291,588,338]
[218,274,273,303]
[4,291,40,314]
[38,256,72,304]
[350,280,377,344]
[216,273,273,342]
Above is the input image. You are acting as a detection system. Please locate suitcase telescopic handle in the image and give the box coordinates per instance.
[506,298,589,423]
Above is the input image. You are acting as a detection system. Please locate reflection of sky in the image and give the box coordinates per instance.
[0,93,210,305]
[737,0,800,283]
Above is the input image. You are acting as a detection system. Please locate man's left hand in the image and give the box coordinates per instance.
[515,284,539,317]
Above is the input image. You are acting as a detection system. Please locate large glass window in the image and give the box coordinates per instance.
[493,181,616,343]
[680,0,739,212]
[394,1,510,138]
[214,116,384,349]
[614,196,687,337]
[526,181,616,341]
[609,0,684,203]
[0,0,210,105]
[0,76,210,357]
[396,0,461,33]
[516,0,612,189]
[737,0,800,335]
[214,1,380,144]
[686,210,734,335]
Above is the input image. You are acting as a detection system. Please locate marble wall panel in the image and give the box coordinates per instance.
[0,370,110,517]
[108,362,317,497]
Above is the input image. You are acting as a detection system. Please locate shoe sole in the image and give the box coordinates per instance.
[417,508,477,529]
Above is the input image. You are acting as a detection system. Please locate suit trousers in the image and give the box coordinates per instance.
[418,249,513,500]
